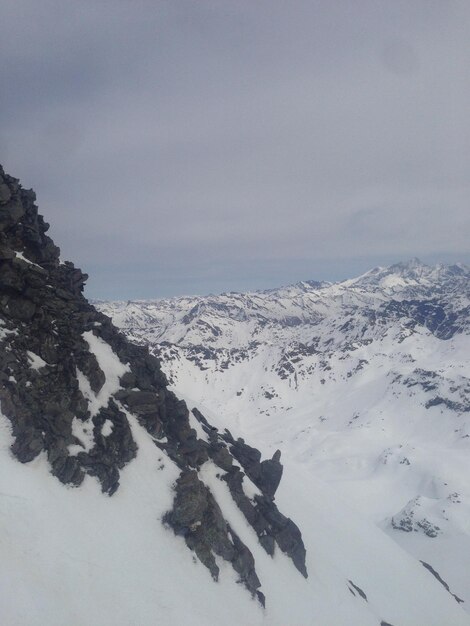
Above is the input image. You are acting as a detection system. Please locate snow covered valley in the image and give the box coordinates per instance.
[98,259,470,620]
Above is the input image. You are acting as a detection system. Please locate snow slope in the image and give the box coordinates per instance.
[2,404,469,626]
[98,259,470,614]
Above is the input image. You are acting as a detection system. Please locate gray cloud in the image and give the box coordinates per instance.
[1,0,469,298]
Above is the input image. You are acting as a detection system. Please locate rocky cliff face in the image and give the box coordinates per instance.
[0,164,306,605]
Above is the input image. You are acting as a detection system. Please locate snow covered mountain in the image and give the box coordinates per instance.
[1,162,469,626]
[98,258,470,616]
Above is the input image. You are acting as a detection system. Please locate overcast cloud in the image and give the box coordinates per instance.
[1,0,469,298]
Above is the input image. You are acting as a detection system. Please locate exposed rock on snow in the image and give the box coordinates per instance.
[0,164,306,604]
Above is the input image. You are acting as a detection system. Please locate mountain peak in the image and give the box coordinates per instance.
[342,258,469,294]
[390,257,427,271]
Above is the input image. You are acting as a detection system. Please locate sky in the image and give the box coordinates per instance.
[1,0,469,299]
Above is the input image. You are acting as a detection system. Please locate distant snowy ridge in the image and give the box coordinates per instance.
[97,258,469,346]
[98,258,470,614]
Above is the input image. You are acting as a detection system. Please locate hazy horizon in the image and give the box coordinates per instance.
[87,254,468,301]
[2,1,469,299]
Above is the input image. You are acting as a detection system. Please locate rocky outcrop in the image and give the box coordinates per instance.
[163,469,265,605]
[191,408,307,577]
[221,429,284,498]
[0,164,307,604]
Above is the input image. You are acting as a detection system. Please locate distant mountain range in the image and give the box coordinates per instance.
[98,258,470,612]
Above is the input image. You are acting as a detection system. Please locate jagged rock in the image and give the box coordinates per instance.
[223,431,283,498]
[210,444,233,471]
[0,260,25,290]
[222,468,275,554]
[420,561,464,604]
[0,197,25,230]
[228,524,264,604]
[193,409,307,573]
[78,401,137,495]
[259,450,283,499]
[76,348,106,394]
[119,370,137,388]
[0,163,307,606]
[163,470,262,599]
[0,293,36,320]
[255,495,308,577]
[0,182,12,205]
[119,390,160,414]
[10,428,44,463]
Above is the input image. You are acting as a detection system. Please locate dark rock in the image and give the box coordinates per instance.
[223,432,283,498]
[121,390,160,415]
[10,428,44,462]
[255,495,308,577]
[259,450,283,498]
[0,163,307,607]
[0,260,25,290]
[0,182,12,205]
[164,470,262,599]
[222,469,273,553]
[348,580,367,601]
[228,524,261,593]
[0,293,36,320]
[119,370,137,388]
[259,534,275,555]
[420,561,464,604]
[78,401,138,495]
[75,349,105,394]
[210,444,233,471]
[0,197,25,231]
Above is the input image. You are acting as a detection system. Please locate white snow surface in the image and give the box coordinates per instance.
[14,251,41,268]
[1,406,469,626]
[96,259,470,617]
[79,330,130,416]
[26,351,47,371]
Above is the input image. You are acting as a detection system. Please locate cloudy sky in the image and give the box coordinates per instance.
[1,1,469,299]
